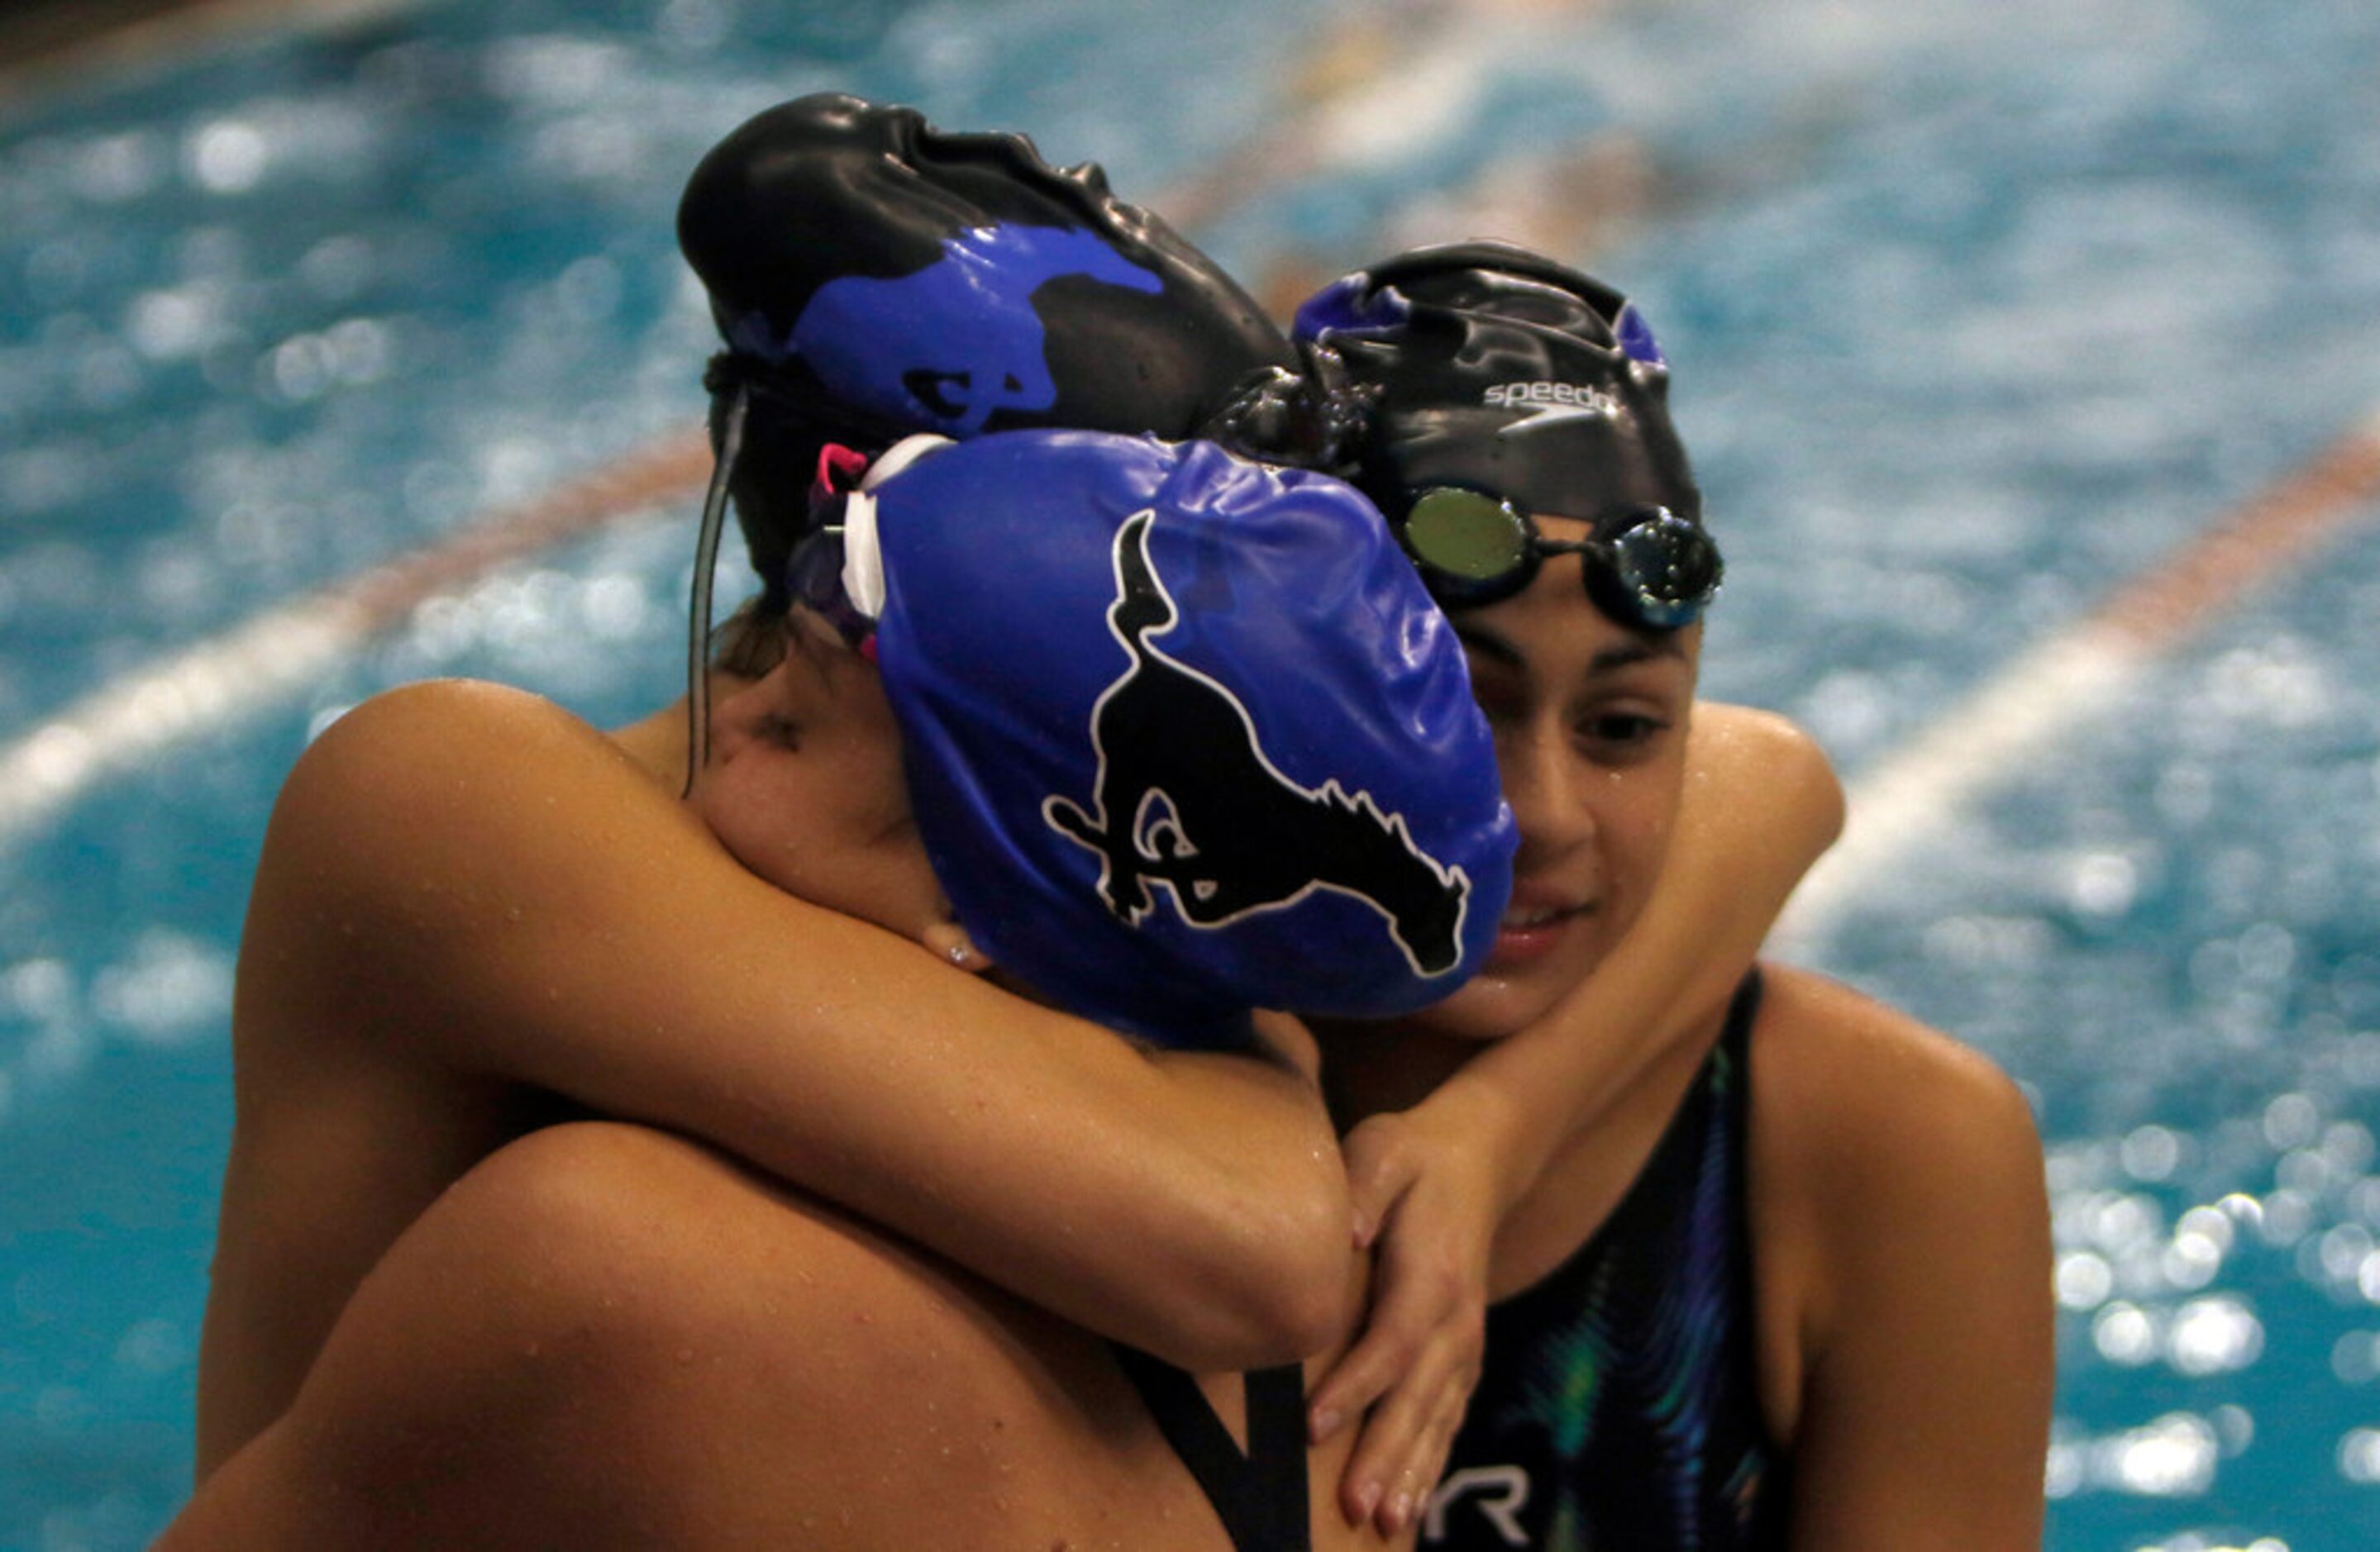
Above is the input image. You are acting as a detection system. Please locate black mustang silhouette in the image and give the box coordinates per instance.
[1042,509,1473,978]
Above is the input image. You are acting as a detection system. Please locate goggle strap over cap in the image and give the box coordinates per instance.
[1340,242,1633,334]
[834,433,953,622]
[683,383,751,798]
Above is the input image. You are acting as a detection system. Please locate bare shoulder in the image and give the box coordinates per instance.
[1746,971,2053,1542]
[169,1123,1255,1550]
[237,675,723,1083]
[258,679,684,913]
[1694,701,1834,768]
[278,678,650,828]
[1692,700,1843,797]
[1747,964,2048,1361]
[1753,962,2039,1198]
[1747,964,2050,1421]
[207,680,670,1469]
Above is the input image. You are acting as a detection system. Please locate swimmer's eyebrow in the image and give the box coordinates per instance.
[1453,624,1686,674]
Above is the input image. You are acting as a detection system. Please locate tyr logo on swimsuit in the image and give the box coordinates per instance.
[1042,508,1474,978]
[1423,1465,1530,1547]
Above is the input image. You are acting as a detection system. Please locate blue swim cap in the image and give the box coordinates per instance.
[856,431,1515,1051]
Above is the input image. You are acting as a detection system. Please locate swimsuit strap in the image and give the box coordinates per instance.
[1110,1344,1311,1551]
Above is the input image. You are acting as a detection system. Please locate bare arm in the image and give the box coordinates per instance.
[1758,972,2053,1550]
[1312,704,1842,1530]
[171,1120,1391,1550]
[251,679,1351,1371]
[1409,704,1843,1207]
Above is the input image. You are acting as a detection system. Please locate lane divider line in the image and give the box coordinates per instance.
[0,431,709,845]
[0,2,1472,850]
[1781,407,2380,941]
[0,7,1482,850]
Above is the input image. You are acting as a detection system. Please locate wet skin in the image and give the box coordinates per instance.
[1404,517,1700,1045]
[693,611,947,944]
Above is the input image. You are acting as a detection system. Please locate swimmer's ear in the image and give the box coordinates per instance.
[920,920,996,975]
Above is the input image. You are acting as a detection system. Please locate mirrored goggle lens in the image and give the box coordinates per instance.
[1603,512,1722,628]
[1402,488,1530,582]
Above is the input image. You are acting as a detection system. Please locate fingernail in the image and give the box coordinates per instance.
[1350,1482,1382,1526]
[1350,1210,1373,1246]
[1389,1490,1417,1533]
[1309,1407,1341,1442]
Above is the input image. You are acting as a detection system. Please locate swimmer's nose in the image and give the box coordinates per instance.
[1501,721,1600,867]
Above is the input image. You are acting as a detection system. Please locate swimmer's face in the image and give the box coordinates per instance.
[1409,515,1699,1042]
[694,612,947,941]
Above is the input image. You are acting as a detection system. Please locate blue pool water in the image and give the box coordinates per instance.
[4,0,2379,1545]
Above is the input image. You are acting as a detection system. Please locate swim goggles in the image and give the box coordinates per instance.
[1392,485,1722,628]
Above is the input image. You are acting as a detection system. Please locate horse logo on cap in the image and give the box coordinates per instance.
[1042,510,1473,977]
[734,222,1164,434]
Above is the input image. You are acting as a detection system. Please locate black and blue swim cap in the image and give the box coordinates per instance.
[680,93,1295,588]
[837,429,1515,1050]
[674,93,1294,789]
[1290,240,1703,529]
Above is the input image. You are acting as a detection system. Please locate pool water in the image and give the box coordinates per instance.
[4,0,2379,1545]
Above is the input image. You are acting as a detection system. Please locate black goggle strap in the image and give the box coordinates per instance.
[683,383,751,798]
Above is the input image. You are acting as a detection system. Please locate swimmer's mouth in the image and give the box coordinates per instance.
[1499,900,1593,931]
[1488,897,1596,966]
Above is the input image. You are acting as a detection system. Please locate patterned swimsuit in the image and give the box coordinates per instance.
[1422,972,1789,1550]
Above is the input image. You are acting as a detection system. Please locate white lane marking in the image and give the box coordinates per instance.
[0,3,1480,850]
[1151,0,1546,231]
[1782,407,2380,942]
[0,594,365,841]
[1778,626,2146,940]
[0,431,710,847]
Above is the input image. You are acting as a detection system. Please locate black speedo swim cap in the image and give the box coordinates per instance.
[679,93,1296,589]
[1290,240,1702,527]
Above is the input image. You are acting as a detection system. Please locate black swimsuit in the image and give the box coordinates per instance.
[1422,972,1789,1550]
[1118,974,1783,1551]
